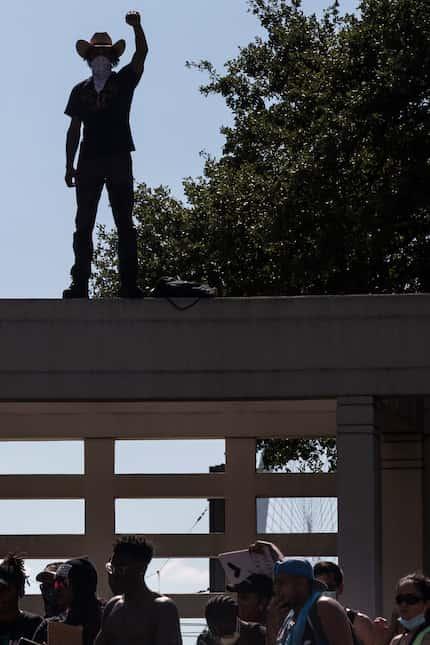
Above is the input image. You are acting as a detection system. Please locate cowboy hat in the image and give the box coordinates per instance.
[76,33,126,59]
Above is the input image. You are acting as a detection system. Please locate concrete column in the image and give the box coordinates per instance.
[225,438,257,550]
[84,438,115,601]
[209,464,226,591]
[381,401,423,615]
[337,396,382,617]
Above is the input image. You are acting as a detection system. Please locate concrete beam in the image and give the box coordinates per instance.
[0,400,336,439]
[0,296,429,400]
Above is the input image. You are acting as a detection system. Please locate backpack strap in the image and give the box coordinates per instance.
[413,625,430,645]
[346,609,358,624]
[307,603,329,645]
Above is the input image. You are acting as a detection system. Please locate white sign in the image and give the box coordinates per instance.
[219,546,276,585]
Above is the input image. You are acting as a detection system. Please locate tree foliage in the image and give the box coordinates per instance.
[257,437,337,472]
[93,0,430,468]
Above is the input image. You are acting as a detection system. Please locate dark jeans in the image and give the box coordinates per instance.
[71,152,138,287]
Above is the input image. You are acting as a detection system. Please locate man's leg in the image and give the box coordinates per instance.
[105,153,142,298]
[65,157,105,298]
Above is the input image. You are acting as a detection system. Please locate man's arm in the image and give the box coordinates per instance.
[249,540,284,562]
[353,613,376,645]
[65,117,82,187]
[265,597,288,645]
[317,597,354,645]
[126,11,148,77]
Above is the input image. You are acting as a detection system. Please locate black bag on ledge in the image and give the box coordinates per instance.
[150,277,216,310]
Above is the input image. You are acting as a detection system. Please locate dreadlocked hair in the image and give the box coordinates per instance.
[1,554,28,597]
[113,536,154,566]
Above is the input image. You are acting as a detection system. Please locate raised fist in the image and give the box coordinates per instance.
[126,11,141,27]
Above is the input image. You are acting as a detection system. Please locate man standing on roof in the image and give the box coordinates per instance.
[63,11,148,300]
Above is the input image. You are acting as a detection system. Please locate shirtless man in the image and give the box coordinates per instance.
[314,561,374,645]
[95,536,182,645]
[266,559,354,645]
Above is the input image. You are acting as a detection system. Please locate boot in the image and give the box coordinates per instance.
[63,282,89,300]
[119,283,145,299]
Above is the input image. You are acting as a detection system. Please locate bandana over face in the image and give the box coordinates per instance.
[90,55,113,93]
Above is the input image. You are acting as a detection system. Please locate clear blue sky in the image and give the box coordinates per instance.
[0,0,357,299]
[0,0,354,620]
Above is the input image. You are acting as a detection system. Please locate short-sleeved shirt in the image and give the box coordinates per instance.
[65,63,142,159]
[0,610,43,645]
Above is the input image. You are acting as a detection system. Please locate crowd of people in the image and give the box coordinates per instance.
[0,537,428,645]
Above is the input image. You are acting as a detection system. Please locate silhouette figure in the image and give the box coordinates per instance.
[63,11,148,299]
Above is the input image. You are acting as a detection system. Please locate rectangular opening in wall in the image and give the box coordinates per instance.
[115,440,226,474]
[256,438,337,473]
[0,500,85,534]
[146,558,210,595]
[115,499,217,534]
[181,620,207,645]
[0,442,84,474]
[257,498,338,534]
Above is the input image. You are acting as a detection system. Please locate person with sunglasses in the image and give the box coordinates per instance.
[95,536,182,645]
[33,558,104,645]
[35,562,67,619]
[389,574,430,645]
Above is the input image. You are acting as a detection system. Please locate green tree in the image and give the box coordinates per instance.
[93,0,430,469]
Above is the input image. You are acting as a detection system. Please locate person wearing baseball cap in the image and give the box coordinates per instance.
[227,574,273,626]
[63,10,149,300]
[33,558,103,645]
[266,558,354,645]
[35,562,67,618]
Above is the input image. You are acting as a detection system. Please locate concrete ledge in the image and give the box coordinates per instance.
[0,295,429,400]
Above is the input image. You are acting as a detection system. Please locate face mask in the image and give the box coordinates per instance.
[398,614,426,631]
[89,56,113,92]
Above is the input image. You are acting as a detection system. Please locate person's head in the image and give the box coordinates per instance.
[54,558,98,614]
[274,559,326,612]
[395,573,430,631]
[36,561,66,617]
[0,554,27,616]
[76,33,125,70]
[313,561,344,600]
[205,595,240,645]
[227,574,273,623]
[107,536,154,596]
